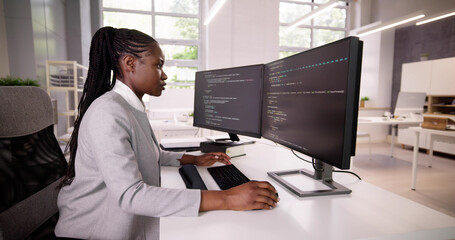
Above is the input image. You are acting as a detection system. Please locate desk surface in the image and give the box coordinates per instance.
[358,116,422,125]
[160,139,455,240]
[408,126,455,136]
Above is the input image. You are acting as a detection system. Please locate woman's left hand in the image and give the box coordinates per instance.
[193,152,231,166]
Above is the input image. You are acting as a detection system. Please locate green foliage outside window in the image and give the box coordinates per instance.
[172,46,198,60]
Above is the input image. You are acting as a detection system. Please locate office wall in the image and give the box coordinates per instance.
[205,0,279,69]
[31,0,69,136]
[32,0,69,87]
[0,0,10,77]
[367,0,455,111]
[66,0,93,67]
[2,0,68,85]
[354,0,455,111]
[392,15,455,110]
[2,0,96,84]
[2,0,96,137]
[358,30,394,109]
[370,0,455,23]
[349,0,455,142]
[3,0,36,80]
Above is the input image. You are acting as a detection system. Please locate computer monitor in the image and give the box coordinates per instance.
[394,92,426,120]
[262,37,363,197]
[193,64,264,143]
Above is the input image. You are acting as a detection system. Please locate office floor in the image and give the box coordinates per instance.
[351,142,455,218]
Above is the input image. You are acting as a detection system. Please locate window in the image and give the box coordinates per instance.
[279,0,348,57]
[102,0,201,88]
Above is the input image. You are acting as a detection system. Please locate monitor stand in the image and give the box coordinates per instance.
[213,133,242,146]
[267,159,351,198]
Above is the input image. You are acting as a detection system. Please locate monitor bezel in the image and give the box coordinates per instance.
[193,64,264,139]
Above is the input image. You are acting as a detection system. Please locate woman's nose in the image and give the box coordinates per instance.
[162,70,168,81]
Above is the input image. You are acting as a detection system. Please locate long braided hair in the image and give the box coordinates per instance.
[59,27,157,188]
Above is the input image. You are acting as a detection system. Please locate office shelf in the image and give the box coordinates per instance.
[427,95,455,116]
[46,60,88,141]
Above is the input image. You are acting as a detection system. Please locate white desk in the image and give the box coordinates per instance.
[408,127,455,190]
[357,117,421,157]
[160,139,455,240]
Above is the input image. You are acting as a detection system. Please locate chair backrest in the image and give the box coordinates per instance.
[0,86,68,240]
[394,92,427,119]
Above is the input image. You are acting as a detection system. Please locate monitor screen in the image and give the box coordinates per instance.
[261,37,363,170]
[193,64,264,139]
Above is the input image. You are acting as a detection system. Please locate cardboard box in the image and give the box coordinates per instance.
[422,116,455,130]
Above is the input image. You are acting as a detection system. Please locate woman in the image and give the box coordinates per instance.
[55,27,279,240]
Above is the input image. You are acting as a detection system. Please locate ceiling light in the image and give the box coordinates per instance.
[204,0,227,26]
[357,12,425,37]
[416,10,455,25]
[287,0,339,31]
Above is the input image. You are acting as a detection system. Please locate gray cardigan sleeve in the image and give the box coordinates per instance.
[83,105,200,217]
[160,150,185,167]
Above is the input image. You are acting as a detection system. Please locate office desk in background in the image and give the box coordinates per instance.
[149,119,200,142]
[409,127,455,190]
[357,117,422,157]
[160,139,455,240]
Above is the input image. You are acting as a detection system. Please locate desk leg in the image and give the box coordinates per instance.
[428,134,434,168]
[390,125,396,158]
[411,131,420,190]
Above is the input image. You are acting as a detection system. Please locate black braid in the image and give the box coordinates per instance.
[59,27,157,188]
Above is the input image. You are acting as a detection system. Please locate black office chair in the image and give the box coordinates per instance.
[0,86,68,240]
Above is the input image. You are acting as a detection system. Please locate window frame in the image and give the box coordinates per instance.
[101,0,203,87]
[279,0,350,54]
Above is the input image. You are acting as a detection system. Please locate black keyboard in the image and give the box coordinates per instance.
[208,164,250,190]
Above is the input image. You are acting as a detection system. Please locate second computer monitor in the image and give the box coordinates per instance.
[261,37,362,170]
[193,64,264,140]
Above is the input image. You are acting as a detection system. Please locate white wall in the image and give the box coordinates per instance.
[205,0,279,69]
[352,29,394,143]
[357,29,394,108]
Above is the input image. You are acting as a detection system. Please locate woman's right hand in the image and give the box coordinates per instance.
[200,181,280,211]
[223,181,280,210]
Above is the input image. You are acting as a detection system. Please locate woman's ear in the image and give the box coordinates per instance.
[121,55,136,73]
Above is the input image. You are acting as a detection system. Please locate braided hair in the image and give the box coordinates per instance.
[59,27,157,188]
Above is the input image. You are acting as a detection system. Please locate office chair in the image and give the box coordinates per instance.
[0,86,68,240]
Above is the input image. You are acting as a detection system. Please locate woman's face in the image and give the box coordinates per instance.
[129,44,168,98]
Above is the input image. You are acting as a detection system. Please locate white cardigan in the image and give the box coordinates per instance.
[55,91,201,240]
